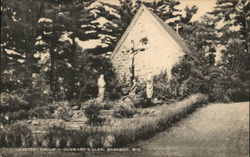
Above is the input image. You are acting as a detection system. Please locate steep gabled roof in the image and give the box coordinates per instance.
[111,4,191,59]
[148,10,191,55]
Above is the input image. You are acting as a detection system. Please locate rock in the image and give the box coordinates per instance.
[31,120,39,125]
[134,114,140,117]
[152,98,163,104]
[103,135,115,147]
[27,120,32,124]
[72,106,79,110]
[150,110,156,114]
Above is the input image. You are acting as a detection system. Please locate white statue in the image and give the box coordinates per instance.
[97,74,106,102]
[146,74,154,99]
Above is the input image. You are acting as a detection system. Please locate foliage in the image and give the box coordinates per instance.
[83,100,105,125]
[95,0,198,56]
[0,71,53,123]
[77,53,120,101]
[113,104,138,118]
[1,0,44,89]
[0,94,207,148]
[1,0,249,128]
[0,92,29,113]
[154,72,176,101]
[52,101,73,121]
[29,106,54,119]
[0,124,33,147]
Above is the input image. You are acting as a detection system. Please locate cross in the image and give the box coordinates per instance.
[174,24,181,34]
[122,40,146,85]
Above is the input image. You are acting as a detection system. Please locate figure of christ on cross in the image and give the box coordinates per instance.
[122,40,146,86]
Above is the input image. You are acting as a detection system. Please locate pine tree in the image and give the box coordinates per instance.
[1,0,45,91]
[90,0,197,56]
[210,0,249,72]
[35,0,101,100]
[210,0,249,101]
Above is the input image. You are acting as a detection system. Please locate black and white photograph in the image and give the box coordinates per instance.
[0,0,249,156]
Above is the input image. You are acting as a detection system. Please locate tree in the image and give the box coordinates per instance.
[49,0,101,99]
[210,0,249,74]
[36,0,102,100]
[90,0,197,56]
[210,0,250,101]
[1,0,45,89]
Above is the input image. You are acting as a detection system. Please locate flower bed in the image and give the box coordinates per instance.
[0,94,207,148]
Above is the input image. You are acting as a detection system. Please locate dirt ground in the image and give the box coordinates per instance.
[1,102,249,157]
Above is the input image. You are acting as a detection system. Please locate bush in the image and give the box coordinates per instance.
[77,53,122,101]
[0,124,33,147]
[29,106,54,119]
[0,94,208,148]
[0,92,29,113]
[45,124,68,148]
[8,110,29,122]
[113,94,208,146]
[228,86,249,102]
[113,105,138,118]
[52,101,73,121]
[153,72,175,101]
[83,100,105,125]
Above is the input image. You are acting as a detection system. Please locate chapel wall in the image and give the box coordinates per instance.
[111,9,185,84]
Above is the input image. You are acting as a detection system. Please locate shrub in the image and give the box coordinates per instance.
[153,72,175,101]
[113,94,208,147]
[45,124,68,148]
[113,105,138,118]
[0,92,29,113]
[52,101,73,121]
[0,94,208,148]
[0,124,33,147]
[77,53,122,101]
[83,100,105,125]
[29,106,54,119]
[8,110,29,122]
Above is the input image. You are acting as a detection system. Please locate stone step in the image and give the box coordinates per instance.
[71,116,87,121]
[99,110,114,118]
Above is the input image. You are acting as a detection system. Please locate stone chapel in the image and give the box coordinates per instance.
[111,4,191,83]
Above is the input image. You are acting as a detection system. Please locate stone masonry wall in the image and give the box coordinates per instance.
[111,8,185,84]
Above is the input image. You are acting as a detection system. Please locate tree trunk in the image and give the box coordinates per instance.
[68,36,79,99]
[50,46,56,98]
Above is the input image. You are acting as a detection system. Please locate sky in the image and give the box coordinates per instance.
[6,0,220,62]
[78,0,217,49]
[99,0,217,21]
[177,0,216,21]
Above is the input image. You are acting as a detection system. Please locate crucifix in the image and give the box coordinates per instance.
[122,40,146,86]
[174,24,181,34]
